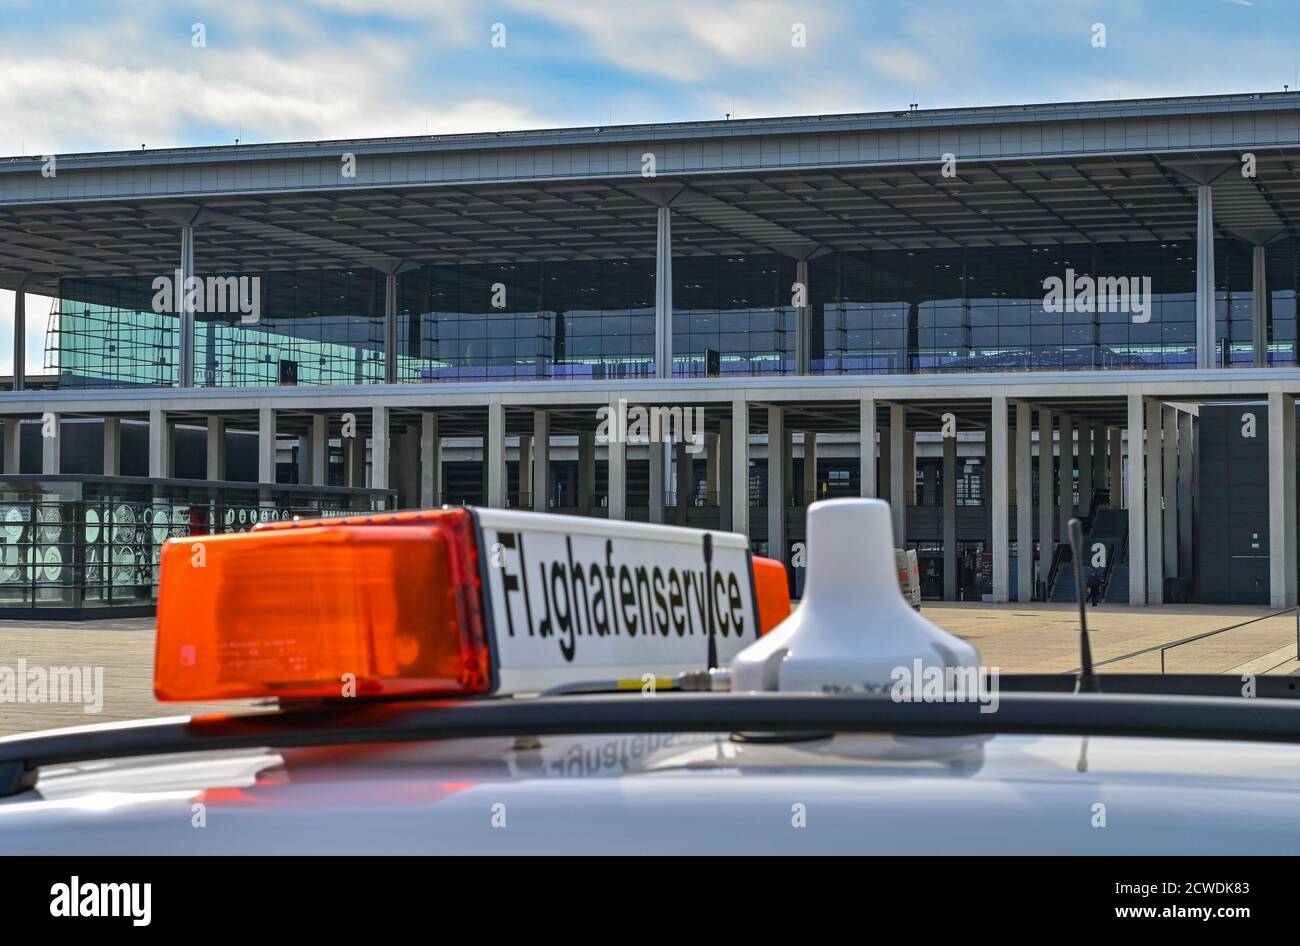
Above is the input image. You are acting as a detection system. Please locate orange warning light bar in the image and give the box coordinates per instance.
[154,508,489,702]
[751,555,792,635]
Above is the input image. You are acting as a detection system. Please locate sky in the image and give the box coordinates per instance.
[2,0,1298,374]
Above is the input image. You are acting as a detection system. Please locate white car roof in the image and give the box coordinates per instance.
[5,730,1300,854]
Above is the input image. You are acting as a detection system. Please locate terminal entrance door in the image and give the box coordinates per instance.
[959,542,991,600]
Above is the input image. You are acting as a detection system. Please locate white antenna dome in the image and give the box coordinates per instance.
[731,498,980,692]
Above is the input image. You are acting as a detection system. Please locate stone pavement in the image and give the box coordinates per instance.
[0,602,1296,737]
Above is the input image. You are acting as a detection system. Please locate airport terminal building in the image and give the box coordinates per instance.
[3,91,1300,613]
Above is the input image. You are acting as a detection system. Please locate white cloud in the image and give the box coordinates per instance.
[510,0,834,83]
[0,35,555,155]
[866,47,935,86]
[291,0,484,44]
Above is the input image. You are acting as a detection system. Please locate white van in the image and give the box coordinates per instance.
[895,548,921,610]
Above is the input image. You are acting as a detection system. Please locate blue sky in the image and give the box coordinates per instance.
[2,0,1298,155]
[2,0,1298,370]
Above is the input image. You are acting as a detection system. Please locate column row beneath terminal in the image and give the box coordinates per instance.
[7,393,1294,608]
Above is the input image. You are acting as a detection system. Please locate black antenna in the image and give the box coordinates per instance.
[1068,517,1099,693]
[703,533,717,670]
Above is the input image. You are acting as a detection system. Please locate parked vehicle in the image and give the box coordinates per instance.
[896,547,921,609]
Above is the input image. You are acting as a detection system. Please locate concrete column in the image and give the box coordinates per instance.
[345,434,366,489]
[1015,402,1033,603]
[730,399,748,535]
[256,407,275,484]
[889,404,906,545]
[2,420,19,474]
[205,416,225,481]
[11,277,27,391]
[802,431,817,505]
[102,417,121,476]
[1127,394,1147,605]
[486,403,505,509]
[1196,184,1216,369]
[150,408,172,479]
[606,414,627,521]
[384,271,398,384]
[768,407,785,563]
[942,428,957,601]
[794,258,810,375]
[648,440,665,524]
[1057,412,1073,544]
[1177,411,1194,578]
[675,439,692,523]
[533,409,551,512]
[420,411,441,507]
[40,412,60,474]
[1144,398,1164,604]
[370,405,390,491]
[578,430,595,510]
[1253,244,1269,368]
[655,207,673,379]
[179,225,196,388]
[859,397,877,498]
[719,420,734,530]
[1077,422,1092,516]
[309,415,327,486]
[1269,391,1298,608]
[1038,407,1054,598]
[1109,427,1124,505]
[1162,405,1178,582]
[991,395,1009,603]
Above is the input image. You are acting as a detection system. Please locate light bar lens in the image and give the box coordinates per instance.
[751,555,791,635]
[154,509,489,701]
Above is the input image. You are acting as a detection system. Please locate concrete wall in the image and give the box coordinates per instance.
[1197,403,1271,604]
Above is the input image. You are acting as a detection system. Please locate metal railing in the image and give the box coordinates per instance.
[1158,607,1300,674]
[1044,544,1070,600]
[1102,531,1128,603]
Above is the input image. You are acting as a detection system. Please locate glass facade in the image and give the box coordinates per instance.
[812,242,1204,372]
[396,260,656,381]
[674,255,797,376]
[47,240,1300,389]
[52,271,385,388]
